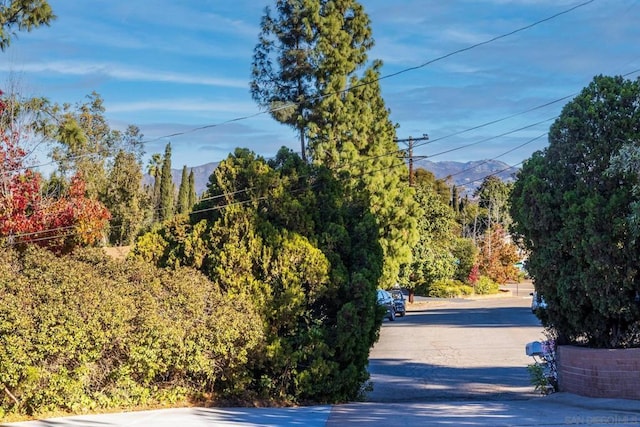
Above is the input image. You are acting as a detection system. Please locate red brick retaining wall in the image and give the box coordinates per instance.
[557,345,640,400]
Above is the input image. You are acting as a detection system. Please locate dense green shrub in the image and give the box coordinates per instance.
[0,246,263,417]
[452,238,478,282]
[133,148,384,403]
[511,75,640,348]
[474,276,500,295]
[428,279,474,298]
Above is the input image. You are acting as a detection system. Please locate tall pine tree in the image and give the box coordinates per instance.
[309,63,419,287]
[251,0,321,162]
[252,0,418,286]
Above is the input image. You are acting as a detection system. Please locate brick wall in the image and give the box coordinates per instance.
[557,345,640,400]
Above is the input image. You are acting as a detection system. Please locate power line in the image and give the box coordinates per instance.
[433,133,548,179]
[426,117,555,159]
[376,0,595,84]
[139,0,596,144]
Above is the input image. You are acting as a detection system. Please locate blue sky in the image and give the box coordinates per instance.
[2,0,639,171]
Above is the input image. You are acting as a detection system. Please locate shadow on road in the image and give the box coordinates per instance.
[387,304,542,329]
[366,359,536,403]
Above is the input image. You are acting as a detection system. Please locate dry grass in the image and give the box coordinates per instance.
[102,246,131,260]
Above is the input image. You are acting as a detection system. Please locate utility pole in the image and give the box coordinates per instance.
[394,134,429,186]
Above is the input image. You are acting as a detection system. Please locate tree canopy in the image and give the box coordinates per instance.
[510,75,640,348]
[251,0,372,162]
[0,0,54,50]
[252,1,418,287]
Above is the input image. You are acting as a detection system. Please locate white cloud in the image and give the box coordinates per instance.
[107,99,258,115]
[0,60,248,89]
[441,28,495,45]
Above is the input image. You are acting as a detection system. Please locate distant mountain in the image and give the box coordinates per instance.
[150,159,517,198]
[178,162,218,196]
[143,162,219,197]
[416,159,518,195]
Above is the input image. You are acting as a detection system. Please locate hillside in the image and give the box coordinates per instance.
[417,159,517,195]
[150,159,517,197]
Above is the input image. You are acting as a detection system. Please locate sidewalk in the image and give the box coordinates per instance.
[4,393,640,427]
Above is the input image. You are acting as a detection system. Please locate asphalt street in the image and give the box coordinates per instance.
[366,293,542,402]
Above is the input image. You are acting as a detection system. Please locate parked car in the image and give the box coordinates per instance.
[530,292,548,313]
[390,289,406,317]
[377,289,395,321]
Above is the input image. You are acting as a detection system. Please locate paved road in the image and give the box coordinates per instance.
[326,294,640,426]
[366,294,543,402]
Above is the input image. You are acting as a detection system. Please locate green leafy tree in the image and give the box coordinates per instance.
[158,143,174,222]
[51,92,119,199]
[399,183,457,299]
[451,237,478,283]
[0,0,55,51]
[511,75,640,348]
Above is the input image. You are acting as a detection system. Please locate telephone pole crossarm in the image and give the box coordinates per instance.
[394,134,429,186]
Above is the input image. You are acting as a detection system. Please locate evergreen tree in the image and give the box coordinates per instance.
[188,169,197,208]
[147,153,162,222]
[511,75,640,348]
[103,150,143,245]
[251,0,372,162]
[0,0,55,51]
[137,148,384,402]
[310,64,420,286]
[158,143,174,222]
[176,165,190,215]
[251,0,320,162]
[254,1,418,286]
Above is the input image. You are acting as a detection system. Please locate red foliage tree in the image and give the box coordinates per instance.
[467,264,480,286]
[477,224,519,285]
[0,90,110,253]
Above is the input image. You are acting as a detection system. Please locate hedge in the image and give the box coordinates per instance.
[0,246,263,418]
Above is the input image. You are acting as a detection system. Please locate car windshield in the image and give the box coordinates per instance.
[391,291,403,300]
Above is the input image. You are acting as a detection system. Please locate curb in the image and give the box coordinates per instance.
[543,392,640,413]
